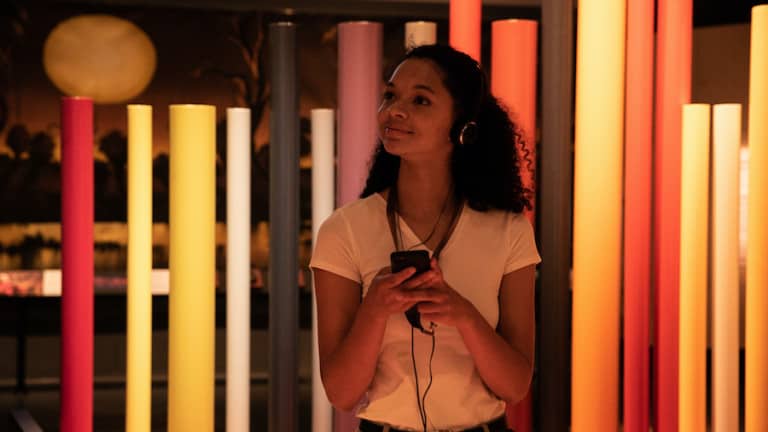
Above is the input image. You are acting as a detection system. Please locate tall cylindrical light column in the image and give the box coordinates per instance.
[60,96,94,432]
[449,0,481,62]
[226,107,251,432]
[311,108,335,432]
[572,0,625,430]
[712,103,741,432]
[746,5,768,432]
[168,104,216,432]
[337,21,382,207]
[654,1,692,429]
[491,19,538,226]
[678,103,710,432]
[490,18,538,432]
[336,20,382,432]
[126,104,153,432]
[624,1,654,430]
[405,21,436,51]
[269,22,299,432]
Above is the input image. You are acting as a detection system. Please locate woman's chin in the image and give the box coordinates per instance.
[382,140,407,156]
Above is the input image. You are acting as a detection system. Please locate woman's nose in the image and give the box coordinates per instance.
[386,101,407,119]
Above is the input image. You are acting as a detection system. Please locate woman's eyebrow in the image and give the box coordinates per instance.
[413,84,436,94]
[384,81,436,94]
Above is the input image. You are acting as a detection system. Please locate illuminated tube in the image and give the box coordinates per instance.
[126,104,153,432]
[311,108,335,432]
[226,107,251,432]
[491,19,537,225]
[654,1,693,429]
[405,21,436,51]
[60,96,94,432]
[623,0,654,430]
[712,103,741,432]
[337,21,382,207]
[678,103,710,432]
[168,104,216,432]
[490,18,538,432]
[571,0,625,430]
[746,5,768,432]
[449,0,481,62]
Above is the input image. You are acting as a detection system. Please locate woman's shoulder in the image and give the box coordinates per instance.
[321,194,386,229]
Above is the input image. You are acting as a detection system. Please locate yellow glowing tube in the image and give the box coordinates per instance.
[571,0,625,430]
[126,105,152,432]
[678,103,710,432]
[168,105,216,432]
[746,5,768,432]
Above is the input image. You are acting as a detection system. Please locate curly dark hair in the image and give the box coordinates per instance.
[359,44,533,213]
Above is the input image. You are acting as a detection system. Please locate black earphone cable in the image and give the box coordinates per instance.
[411,327,427,431]
[410,326,437,432]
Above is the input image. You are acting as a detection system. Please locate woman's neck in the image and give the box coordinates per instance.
[395,158,453,221]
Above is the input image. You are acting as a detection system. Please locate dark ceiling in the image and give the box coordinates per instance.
[18,0,768,27]
[693,0,766,27]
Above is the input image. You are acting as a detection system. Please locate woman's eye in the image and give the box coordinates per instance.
[414,95,431,106]
[382,91,394,101]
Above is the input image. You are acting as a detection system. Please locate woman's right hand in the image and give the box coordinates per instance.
[363,266,437,321]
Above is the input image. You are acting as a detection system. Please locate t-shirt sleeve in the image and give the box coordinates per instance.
[504,213,542,274]
[309,210,362,284]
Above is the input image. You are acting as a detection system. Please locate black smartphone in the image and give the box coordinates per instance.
[390,250,431,332]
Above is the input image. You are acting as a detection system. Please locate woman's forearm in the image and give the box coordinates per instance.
[321,300,388,411]
[457,310,533,403]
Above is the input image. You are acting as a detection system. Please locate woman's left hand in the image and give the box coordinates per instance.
[397,258,478,329]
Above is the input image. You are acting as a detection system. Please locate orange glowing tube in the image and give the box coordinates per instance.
[623,0,653,431]
[449,0,481,62]
[654,1,693,429]
[746,5,768,432]
[572,0,626,430]
[491,19,537,226]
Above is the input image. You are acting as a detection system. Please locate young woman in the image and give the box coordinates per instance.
[310,44,540,432]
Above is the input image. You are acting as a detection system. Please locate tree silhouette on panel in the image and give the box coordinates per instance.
[1,129,60,222]
[193,13,272,225]
[95,130,128,221]
[193,12,316,226]
[0,2,27,135]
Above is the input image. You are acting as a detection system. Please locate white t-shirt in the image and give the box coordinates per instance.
[310,193,541,431]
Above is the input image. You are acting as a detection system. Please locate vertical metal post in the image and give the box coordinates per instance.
[269,21,299,432]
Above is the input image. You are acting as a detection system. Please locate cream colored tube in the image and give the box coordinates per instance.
[405,21,436,51]
[712,103,741,432]
[226,107,251,432]
[311,108,335,432]
[126,104,152,432]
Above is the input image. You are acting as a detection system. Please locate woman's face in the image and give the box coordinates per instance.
[377,58,455,161]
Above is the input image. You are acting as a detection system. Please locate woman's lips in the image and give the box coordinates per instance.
[383,126,412,139]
